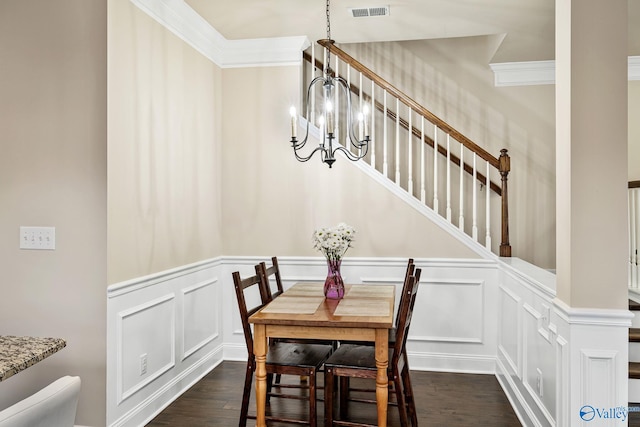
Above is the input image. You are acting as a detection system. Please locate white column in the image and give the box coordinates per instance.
[555,0,629,425]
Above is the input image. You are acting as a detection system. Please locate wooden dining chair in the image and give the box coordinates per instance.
[337,258,417,423]
[256,258,338,386]
[232,269,333,427]
[257,257,339,350]
[323,267,422,427]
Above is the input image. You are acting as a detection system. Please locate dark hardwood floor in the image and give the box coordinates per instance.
[146,361,521,426]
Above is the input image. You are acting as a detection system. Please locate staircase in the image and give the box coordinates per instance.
[298,40,512,257]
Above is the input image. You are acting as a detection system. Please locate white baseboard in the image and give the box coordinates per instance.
[407,351,495,374]
[108,345,223,427]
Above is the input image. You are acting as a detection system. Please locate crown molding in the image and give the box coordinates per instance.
[489,60,555,87]
[490,56,640,87]
[129,0,310,68]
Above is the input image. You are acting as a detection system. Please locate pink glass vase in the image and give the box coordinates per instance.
[324,259,345,299]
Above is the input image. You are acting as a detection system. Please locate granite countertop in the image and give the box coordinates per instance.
[0,336,66,382]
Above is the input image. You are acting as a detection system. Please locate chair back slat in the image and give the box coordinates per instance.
[232,270,271,358]
[392,268,421,366]
[395,259,414,329]
[256,257,285,300]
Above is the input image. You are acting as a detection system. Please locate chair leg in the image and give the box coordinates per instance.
[339,376,350,420]
[239,360,254,427]
[402,356,418,426]
[308,371,317,427]
[393,371,410,427]
[324,367,335,427]
[266,373,273,404]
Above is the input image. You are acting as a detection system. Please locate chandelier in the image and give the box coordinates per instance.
[289,0,370,168]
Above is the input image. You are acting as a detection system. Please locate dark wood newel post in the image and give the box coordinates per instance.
[499,149,512,257]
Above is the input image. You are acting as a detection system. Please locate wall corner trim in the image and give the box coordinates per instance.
[129,0,310,68]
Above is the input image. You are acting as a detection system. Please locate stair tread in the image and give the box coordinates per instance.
[631,328,640,342]
[630,299,640,311]
[630,362,640,379]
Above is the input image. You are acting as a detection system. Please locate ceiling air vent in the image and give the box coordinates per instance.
[349,6,390,18]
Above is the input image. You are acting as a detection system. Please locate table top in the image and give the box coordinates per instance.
[0,336,66,382]
[249,283,395,329]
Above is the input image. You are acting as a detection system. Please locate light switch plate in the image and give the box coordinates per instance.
[20,226,55,250]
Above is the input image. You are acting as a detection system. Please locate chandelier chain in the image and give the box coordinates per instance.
[324,0,332,76]
[326,0,331,41]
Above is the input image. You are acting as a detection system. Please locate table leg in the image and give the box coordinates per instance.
[254,324,267,427]
[375,328,389,427]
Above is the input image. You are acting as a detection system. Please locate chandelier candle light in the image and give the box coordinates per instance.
[289,0,371,168]
[312,223,356,299]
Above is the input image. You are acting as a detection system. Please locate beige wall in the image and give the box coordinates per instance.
[345,38,557,268]
[107,0,223,284]
[221,66,479,259]
[0,1,107,425]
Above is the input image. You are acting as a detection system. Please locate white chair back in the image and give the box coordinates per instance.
[0,376,80,427]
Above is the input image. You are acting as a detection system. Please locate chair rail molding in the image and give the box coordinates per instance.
[129,0,310,68]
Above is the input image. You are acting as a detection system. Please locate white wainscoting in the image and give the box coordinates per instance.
[496,259,631,427]
[107,259,224,427]
[106,256,630,427]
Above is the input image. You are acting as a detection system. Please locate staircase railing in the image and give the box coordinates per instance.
[302,40,511,256]
[630,181,640,288]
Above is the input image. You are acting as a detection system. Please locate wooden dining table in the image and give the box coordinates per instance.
[248,282,396,427]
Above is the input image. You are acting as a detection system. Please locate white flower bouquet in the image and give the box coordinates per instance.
[312,223,356,262]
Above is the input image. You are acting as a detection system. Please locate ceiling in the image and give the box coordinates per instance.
[185,0,639,64]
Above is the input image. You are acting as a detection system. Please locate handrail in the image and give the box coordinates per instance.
[318,40,500,168]
[308,39,512,257]
[630,181,640,188]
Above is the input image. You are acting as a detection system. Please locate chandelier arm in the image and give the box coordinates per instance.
[334,76,369,149]
[332,145,368,162]
[294,145,328,163]
[294,75,330,151]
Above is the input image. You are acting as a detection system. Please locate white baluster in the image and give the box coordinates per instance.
[630,188,640,288]
[420,117,426,204]
[310,43,316,124]
[383,90,388,176]
[370,80,375,166]
[408,108,413,195]
[433,125,439,214]
[395,98,400,184]
[359,73,363,115]
[446,134,451,222]
[472,153,478,241]
[459,143,464,231]
[636,189,640,288]
[346,64,351,151]
[630,189,636,287]
[335,56,340,144]
[485,160,491,250]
